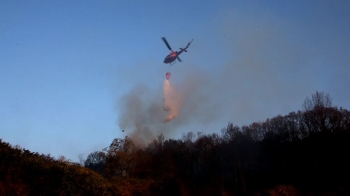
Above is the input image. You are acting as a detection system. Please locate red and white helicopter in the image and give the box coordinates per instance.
[162,37,193,65]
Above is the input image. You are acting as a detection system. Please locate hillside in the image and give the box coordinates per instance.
[1,92,350,196]
[0,140,118,196]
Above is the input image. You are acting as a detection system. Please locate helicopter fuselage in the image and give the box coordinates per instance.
[163,52,178,64]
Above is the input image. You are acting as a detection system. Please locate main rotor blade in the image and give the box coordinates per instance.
[177,57,182,62]
[162,37,172,51]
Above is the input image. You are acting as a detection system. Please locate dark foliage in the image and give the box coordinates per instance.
[100,92,349,195]
[0,141,119,196]
[1,91,350,196]
[84,151,106,174]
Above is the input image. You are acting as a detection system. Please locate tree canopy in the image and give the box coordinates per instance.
[1,91,350,195]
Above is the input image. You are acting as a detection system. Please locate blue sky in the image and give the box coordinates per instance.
[1,0,350,162]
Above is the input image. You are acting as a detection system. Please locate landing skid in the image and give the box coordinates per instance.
[170,62,177,66]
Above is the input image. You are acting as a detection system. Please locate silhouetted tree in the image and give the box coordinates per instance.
[302,91,332,111]
[105,136,137,178]
[302,91,334,134]
[85,151,106,174]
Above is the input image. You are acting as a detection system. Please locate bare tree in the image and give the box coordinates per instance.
[78,153,85,166]
[302,91,332,111]
[302,91,335,133]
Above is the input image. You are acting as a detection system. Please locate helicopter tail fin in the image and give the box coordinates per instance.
[180,48,188,52]
[187,39,193,48]
[178,39,193,53]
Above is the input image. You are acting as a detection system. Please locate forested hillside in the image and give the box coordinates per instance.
[1,92,350,195]
[0,139,119,195]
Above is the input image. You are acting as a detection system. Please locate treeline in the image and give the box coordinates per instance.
[1,92,350,195]
[0,140,120,195]
[84,92,350,195]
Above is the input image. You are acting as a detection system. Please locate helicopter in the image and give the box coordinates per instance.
[162,37,193,65]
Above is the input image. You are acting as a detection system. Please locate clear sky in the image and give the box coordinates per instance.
[1,0,350,162]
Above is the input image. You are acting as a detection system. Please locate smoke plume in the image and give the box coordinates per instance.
[117,4,350,146]
[117,78,188,146]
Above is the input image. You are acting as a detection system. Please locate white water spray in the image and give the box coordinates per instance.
[163,74,182,123]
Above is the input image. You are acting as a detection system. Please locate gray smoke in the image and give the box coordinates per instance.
[117,4,350,145]
[117,70,208,146]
